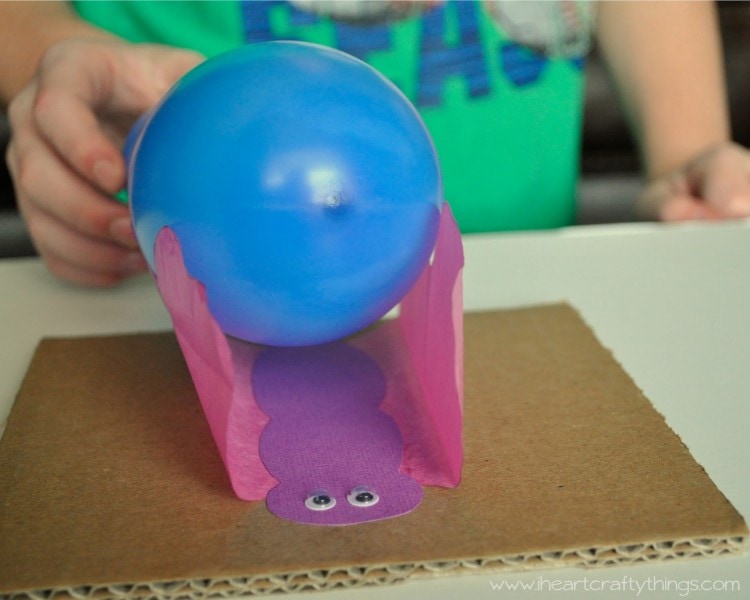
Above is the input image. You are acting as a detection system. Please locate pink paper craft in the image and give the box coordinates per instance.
[388,202,464,486]
[154,229,277,500]
[153,203,464,522]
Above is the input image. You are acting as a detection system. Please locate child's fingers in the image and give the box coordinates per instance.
[659,195,722,222]
[31,41,205,196]
[9,112,135,247]
[687,143,750,218]
[25,201,147,283]
[638,143,750,222]
[32,44,127,193]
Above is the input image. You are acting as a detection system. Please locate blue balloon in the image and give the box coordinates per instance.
[128,41,442,346]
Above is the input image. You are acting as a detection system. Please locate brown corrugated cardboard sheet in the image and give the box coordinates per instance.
[0,304,746,598]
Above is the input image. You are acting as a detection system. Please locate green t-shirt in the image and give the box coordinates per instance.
[73,0,587,233]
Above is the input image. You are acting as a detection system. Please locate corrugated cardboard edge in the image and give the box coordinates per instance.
[2,305,748,599]
[7,536,746,599]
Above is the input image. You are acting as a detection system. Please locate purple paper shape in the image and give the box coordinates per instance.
[152,203,464,525]
[252,343,423,525]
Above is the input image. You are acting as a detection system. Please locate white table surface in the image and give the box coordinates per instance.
[1,220,749,599]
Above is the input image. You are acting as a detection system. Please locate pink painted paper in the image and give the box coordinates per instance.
[154,228,277,500]
[152,203,463,516]
[387,202,464,487]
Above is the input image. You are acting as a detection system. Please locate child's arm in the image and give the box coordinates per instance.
[596,0,750,221]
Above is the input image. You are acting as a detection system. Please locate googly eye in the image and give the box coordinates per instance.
[304,491,336,511]
[347,486,379,507]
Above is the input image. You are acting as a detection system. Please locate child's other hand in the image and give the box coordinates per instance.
[6,39,203,286]
[637,142,750,222]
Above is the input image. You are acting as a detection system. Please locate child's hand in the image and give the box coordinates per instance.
[5,38,203,286]
[636,142,750,222]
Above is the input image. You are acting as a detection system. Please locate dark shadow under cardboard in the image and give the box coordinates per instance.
[0,304,746,597]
